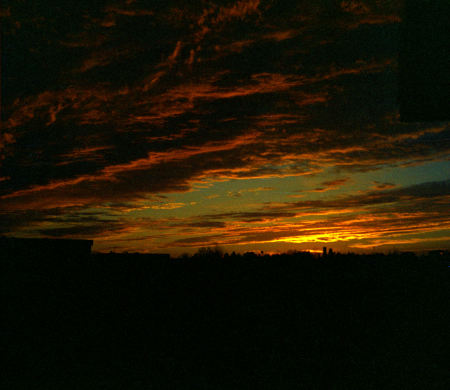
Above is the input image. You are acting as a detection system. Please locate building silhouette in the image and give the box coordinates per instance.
[1,237,93,271]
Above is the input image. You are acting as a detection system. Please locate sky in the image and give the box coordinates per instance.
[1,0,449,255]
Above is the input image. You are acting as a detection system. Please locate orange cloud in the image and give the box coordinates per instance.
[372,181,395,190]
[0,131,262,209]
[57,146,113,166]
[263,30,300,42]
[339,0,401,29]
[311,177,350,192]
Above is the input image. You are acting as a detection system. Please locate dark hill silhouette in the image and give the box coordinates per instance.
[2,244,449,389]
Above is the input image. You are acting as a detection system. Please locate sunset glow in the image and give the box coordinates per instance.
[1,0,449,255]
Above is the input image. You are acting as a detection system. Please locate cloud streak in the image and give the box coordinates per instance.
[2,1,449,253]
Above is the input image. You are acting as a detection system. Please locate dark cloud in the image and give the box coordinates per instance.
[1,1,448,250]
[38,224,124,238]
[184,221,227,228]
[171,234,225,245]
[0,206,121,241]
[372,181,395,190]
[199,211,298,223]
[274,179,450,211]
[312,177,350,192]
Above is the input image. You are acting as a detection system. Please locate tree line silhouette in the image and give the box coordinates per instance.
[2,241,449,389]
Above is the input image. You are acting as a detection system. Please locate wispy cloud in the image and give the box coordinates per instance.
[2,0,448,253]
[311,178,350,192]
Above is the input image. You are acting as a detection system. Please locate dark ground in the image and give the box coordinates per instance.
[2,250,449,389]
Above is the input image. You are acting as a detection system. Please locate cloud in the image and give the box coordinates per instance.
[311,177,350,192]
[2,176,448,252]
[2,0,448,252]
[153,180,450,249]
[172,221,227,229]
[372,181,395,190]
[200,211,298,223]
[227,186,274,197]
[269,180,450,213]
[339,0,401,29]
[197,0,261,29]
[0,132,15,160]
[148,203,185,210]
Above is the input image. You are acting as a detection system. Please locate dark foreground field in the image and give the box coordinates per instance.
[2,251,449,389]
